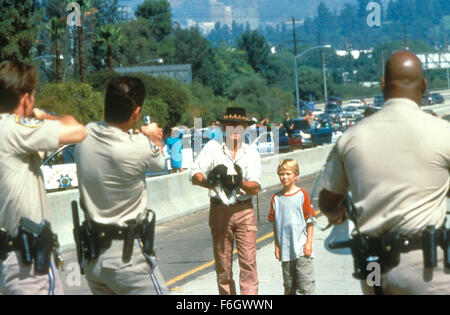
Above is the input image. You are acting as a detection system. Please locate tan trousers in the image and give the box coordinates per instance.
[209,201,258,295]
[84,239,168,295]
[361,249,450,295]
[0,251,64,295]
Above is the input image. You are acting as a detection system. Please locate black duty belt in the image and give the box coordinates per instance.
[92,221,144,241]
[0,218,61,274]
[330,225,450,279]
[210,197,252,206]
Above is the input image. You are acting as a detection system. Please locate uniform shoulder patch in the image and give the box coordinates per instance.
[150,141,160,153]
[15,116,44,128]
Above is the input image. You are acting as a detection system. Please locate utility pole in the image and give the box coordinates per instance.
[286,17,303,56]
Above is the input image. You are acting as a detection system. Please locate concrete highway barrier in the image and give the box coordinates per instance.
[48,144,334,250]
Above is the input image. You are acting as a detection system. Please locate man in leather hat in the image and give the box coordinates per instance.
[190,107,261,295]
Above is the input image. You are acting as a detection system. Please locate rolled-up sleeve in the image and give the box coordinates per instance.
[189,141,216,182]
[245,147,261,186]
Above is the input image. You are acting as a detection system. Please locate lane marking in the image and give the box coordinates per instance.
[166,231,274,287]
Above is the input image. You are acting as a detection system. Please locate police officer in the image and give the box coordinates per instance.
[190,107,261,295]
[75,76,169,295]
[0,60,87,294]
[318,51,450,294]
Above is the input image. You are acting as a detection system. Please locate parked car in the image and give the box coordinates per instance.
[348,99,364,107]
[310,115,334,146]
[420,91,435,106]
[41,144,78,192]
[373,95,384,109]
[246,129,289,156]
[291,118,312,148]
[342,106,363,119]
[327,96,343,106]
[431,92,444,104]
[325,103,343,120]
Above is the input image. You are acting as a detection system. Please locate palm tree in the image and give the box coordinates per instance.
[95,25,124,70]
[46,17,66,82]
[71,0,95,82]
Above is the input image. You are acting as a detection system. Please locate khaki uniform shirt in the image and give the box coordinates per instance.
[0,114,60,236]
[322,98,450,236]
[75,122,165,226]
[189,140,261,201]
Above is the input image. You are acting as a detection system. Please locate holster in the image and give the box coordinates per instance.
[140,210,156,257]
[80,220,100,260]
[0,228,9,261]
[17,217,57,274]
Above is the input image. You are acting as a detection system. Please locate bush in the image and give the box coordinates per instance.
[87,70,120,91]
[35,82,104,125]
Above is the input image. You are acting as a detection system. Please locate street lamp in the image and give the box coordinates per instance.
[294,44,331,118]
[134,58,164,66]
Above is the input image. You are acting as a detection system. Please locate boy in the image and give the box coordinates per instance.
[268,159,316,295]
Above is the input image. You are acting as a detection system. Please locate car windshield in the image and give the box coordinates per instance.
[43,145,75,166]
[293,120,310,131]
[326,104,340,111]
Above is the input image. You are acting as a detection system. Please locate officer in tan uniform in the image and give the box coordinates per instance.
[319,51,450,294]
[75,76,169,295]
[0,60,87,294]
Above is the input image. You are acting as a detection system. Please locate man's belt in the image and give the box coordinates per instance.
[73,208,157,264]
[210,197,252,206]
[0,218,61,274]
[329,225,450,280]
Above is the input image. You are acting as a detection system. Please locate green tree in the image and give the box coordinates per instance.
[237,30,271,74]
[72,0,95,81]
[0,0,42,62]
[172,27,220,92]
[135,0,172,42]
[118,18,160,67]
[46,17,66,82]
[94,24,124,70]
[227,74,294,120]
[214,47,256,96]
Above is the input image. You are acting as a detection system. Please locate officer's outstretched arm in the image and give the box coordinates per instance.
[318,188,347,225]
[33,108,87,145]
[58,116,88,145]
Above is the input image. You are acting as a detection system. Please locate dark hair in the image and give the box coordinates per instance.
[104,76,146,123]
[0,60,38,112]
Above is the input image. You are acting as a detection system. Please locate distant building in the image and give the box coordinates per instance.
[114,64,192,84]
[336,49,373,60]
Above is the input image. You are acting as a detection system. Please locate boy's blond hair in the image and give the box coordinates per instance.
[277,159,300,176]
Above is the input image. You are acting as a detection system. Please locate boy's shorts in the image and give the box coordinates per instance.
[281,256,315,295]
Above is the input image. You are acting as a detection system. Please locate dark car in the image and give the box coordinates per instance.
[431,93,444,104]
[420,91,435,106]
[291,118,312,148]
[327,96,343,106]
[373,95,384,109]
[325,103,343,120]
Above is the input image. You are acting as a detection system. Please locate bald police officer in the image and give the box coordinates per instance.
[0,60,87,295]
[319,51,450,295]
[75,76,168,295]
